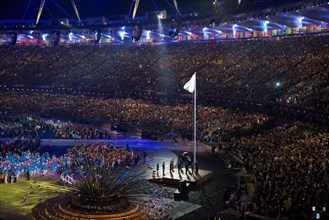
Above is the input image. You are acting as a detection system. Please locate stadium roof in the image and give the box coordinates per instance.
[0,0,311,21]
[0,0,212,20]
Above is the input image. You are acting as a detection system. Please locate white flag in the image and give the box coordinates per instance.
[183,73,196,93]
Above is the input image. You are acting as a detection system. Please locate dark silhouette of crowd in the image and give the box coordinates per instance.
[226,122,329,219]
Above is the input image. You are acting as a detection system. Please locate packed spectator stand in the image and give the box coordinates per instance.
[0,95,268,141]
[0,34,328,110]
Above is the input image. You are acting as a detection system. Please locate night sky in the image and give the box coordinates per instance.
[0,0,214,20]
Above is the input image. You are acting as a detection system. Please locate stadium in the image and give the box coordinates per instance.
[0,0,328,219]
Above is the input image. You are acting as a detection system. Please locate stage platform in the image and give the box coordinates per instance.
[149,169,214,186]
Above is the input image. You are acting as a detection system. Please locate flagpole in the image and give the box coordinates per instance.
[183,73,197,163]
[193,72,196,163]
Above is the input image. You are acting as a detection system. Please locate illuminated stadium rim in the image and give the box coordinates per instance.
[0,4,328,44]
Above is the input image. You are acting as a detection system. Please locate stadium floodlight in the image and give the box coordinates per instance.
[298,17,304,28]
[263,21,269,33]
[42,33,49,41]
[103,34,111,39]
[119,31,127,40]
[69,32,73,41]
[146,30,151,40]
[233,24,238,37]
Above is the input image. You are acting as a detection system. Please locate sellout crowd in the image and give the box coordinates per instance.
[0,32,328,219]
[0,34,328,109]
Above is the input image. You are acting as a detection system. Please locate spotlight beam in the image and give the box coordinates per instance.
[128,0,135,18]
[163,0,180,14]
[71,0,83,25]
[152,0,160,11]
[36,0,46,25]
[36,0,83,25]
[132,0,141,20]
[49,0,74,20]
[173,0,181,16]
[22,0,32,20]
[45,2,54,19]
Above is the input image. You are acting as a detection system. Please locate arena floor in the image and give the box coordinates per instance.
[0,175,70,220]
[0,135,238,220]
